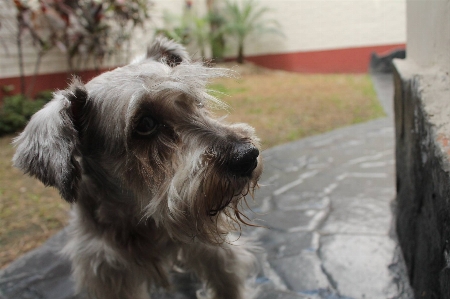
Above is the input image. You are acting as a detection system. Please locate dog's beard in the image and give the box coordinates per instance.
[141,149,259,245]
[194,167,257,241]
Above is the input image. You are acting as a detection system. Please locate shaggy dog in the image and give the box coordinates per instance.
[13,37,262,299]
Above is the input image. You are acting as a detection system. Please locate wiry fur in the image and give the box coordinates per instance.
[13,37,263,299]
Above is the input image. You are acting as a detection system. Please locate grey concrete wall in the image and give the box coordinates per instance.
[394,59,450,298]
[406,0,450,73]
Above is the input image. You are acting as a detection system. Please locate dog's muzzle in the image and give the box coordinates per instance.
[227,143,259,177]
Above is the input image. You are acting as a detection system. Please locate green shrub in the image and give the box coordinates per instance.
[0,93,51,136]
[34,90,54,103]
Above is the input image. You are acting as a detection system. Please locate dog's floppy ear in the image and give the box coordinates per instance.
[13,79,88,203]
[147,36,190,66]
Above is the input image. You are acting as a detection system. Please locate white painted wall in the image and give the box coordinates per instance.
[0,0,406,79]
[241,0,406,56]
[406,0,450,73]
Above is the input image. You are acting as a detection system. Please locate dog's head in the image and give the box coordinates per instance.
[13,37,262,244]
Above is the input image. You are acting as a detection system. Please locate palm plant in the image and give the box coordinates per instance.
[222,0,281,63]
[191,14,210,59]
[155,11,192,46]
[156,11,210,60]
[206,0,227,61]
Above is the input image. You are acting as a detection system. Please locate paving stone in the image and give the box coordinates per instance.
[269,251,331,294]
[258,169,321,199]
[274,190,327,211]
[256,209,321,232]
[0,229,80,299]
[258,231,314,258]
[370,72,395,118]
[287,172,340,195]
[319,235,398,299]
[320,194,392,235]
[332,175,395,200]
[257,290,309,299]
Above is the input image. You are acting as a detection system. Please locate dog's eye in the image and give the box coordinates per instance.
[136,116,158,135]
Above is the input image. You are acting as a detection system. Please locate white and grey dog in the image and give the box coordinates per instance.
[13,38,263,299]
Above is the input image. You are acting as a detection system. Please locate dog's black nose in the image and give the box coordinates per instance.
[228,143,259,176]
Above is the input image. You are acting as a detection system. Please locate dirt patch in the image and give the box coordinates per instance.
[0,136,69,268]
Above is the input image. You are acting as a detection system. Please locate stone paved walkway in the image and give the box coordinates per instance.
[0,72,413,299]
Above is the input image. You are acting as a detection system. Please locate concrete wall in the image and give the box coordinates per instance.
[406,0,450,73]
[394,0,450,297]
